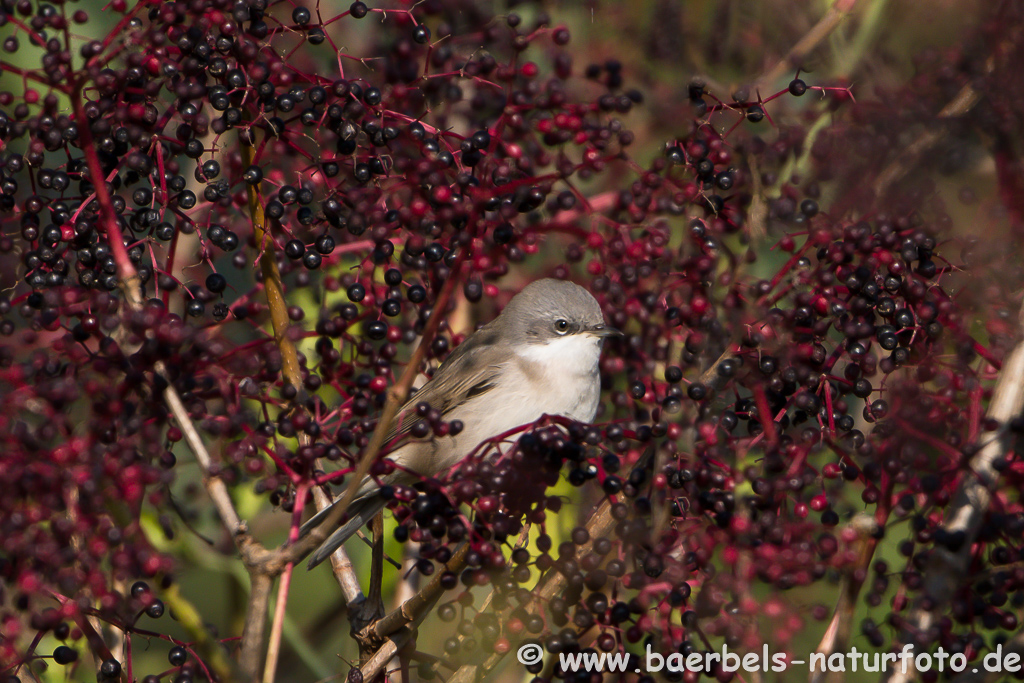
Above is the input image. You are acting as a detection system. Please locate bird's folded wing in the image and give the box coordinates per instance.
[383,322,507,444]
[300,320,519,568]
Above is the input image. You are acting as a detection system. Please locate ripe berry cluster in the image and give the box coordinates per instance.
[2,0,1024,679]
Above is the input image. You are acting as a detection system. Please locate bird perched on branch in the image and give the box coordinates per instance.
[302,278,616,569]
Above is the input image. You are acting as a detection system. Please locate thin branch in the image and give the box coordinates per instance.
[73,81,246,681]
[808,513,882,683]
[69,83,143,304]
[700,346,741,393]
[235,137,364,680]
[73,75,247,545]
[754,0,860,90]
[46,591,128,683]
[261,565,292,683]
[239,142,304,391]
[239,140,365,607]
[234,136,302,682]
[310,486,366,605]
[162,375,244,534]
[262,481,310,683]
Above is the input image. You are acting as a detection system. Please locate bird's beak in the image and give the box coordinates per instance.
[588,324,622,338]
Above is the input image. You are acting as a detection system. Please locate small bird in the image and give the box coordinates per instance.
[302,278,615,568]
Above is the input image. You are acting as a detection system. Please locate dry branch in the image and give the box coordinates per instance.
[368,542,471,643]
[753,0,859,91]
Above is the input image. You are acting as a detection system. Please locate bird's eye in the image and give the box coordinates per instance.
[554,319,570,334]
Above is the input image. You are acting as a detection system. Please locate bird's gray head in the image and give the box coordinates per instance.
[497,279,613,344]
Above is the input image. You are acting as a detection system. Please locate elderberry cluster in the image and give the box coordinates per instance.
[3,0,1024,678]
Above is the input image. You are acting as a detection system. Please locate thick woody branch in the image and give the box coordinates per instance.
[367,542,471,643]
[884,301,1024,683]
[239,573,274,682]
[355,629,413,682]
[447,500,616,683]
[351,544,471,680]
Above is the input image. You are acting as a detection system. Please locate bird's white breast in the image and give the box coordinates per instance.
[386,334,603,481]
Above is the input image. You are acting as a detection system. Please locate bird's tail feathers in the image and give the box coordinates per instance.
[298,496,341,539]
[304,494,388,570]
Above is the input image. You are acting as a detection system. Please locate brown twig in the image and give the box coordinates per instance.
[239,143,303,390]
[229,134,465,679]
[745,153,768,242]
[233,139,302,683]
[239,143,364,605]
[753,0,859,91]
[162,379,243,534]
[311,485,366,603]
[699,345,740,393]
[236,136,372,682]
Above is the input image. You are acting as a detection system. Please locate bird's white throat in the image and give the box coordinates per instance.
[514,333,603,378]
